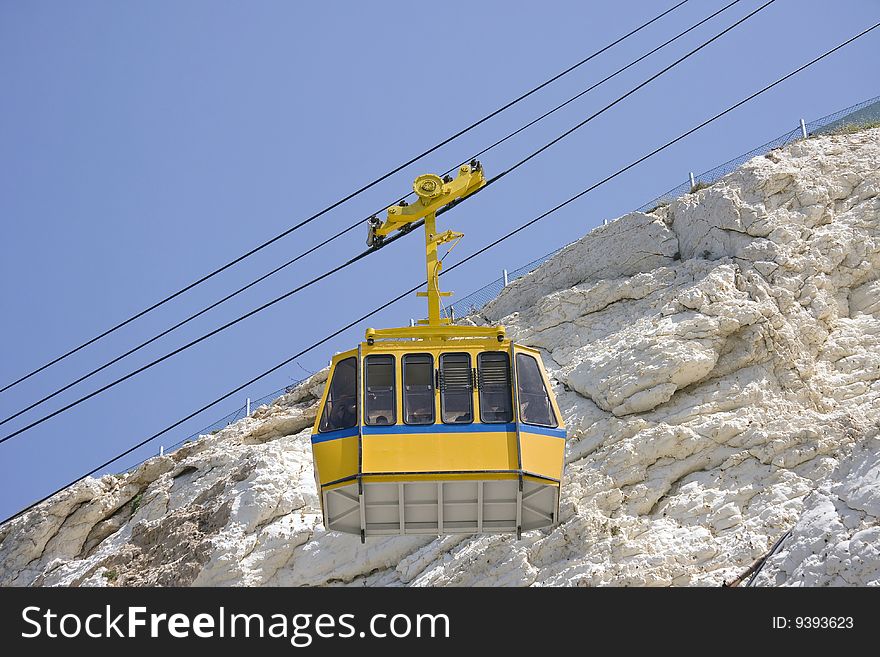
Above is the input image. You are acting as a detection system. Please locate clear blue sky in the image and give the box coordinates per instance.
[1,0,878,520]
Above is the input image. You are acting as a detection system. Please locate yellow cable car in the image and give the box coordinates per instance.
[310,163,565,541]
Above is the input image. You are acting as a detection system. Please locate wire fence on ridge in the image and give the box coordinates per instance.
[442,94,880,322]
[122,379,306,472]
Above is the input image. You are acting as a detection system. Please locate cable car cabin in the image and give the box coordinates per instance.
[309,165,566,540]
[310,340,565,539]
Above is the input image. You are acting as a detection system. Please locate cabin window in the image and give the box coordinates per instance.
[440,353,473,424]
[318,357,358,432]
[403,354,435,425]
[478,352,513,423]
[364,355,395,426]
[516,353,557,427]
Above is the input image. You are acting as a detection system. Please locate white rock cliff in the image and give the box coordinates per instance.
[1,129,878,587]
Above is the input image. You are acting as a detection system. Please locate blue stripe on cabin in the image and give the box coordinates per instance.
[311,422,565,443]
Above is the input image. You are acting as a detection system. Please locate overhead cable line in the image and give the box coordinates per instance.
[484,0,777,188]
[0,0,745,427]
[0,0,690,396]
[460,0,744,167]
[0,0,775,443]
[4,15,875,528]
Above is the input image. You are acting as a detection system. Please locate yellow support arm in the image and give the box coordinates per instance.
[366,162,486,328]
[369,162,486,241]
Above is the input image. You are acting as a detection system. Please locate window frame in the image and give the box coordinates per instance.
[317,356,359,433]
[363,353,396,427]
[515,352,558,428]
[402,353,436,426]
[439,352,474,425]
[477,351,513,424]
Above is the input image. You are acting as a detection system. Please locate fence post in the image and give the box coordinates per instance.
[800,118,807,139]
[502,269,509,287]
[689,172,696,190]
[246,397,251,416]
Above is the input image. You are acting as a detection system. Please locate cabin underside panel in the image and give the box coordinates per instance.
[323,477,558,537]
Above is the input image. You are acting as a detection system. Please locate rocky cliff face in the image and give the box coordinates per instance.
[1,129,878,587]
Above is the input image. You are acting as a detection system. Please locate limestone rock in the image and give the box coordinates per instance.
[2,129,879,587]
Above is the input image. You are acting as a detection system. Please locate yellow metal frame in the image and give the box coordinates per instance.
[311,343,565,487]
[366,162,500,339]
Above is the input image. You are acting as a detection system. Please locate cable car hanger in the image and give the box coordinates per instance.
[364,161,505,344]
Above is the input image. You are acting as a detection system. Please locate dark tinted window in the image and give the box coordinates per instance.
[318,357,358,432]
[516,353,557,427]
[478,352,512,423]
[403,354,435,425]
[365,355,395,426]
[440,353,473,424]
